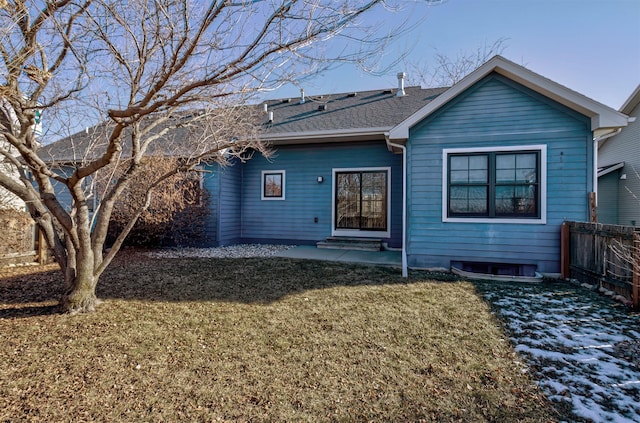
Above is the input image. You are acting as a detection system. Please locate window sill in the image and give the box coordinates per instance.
[443,217,546,224]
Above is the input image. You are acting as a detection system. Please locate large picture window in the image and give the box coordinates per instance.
[261,170,285,200]
[443,145,546,223]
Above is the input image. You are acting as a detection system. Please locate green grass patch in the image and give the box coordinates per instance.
[0,253,557,422]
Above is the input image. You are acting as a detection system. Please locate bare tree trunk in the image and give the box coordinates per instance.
[61,249,98,313]
[61,274,98,313]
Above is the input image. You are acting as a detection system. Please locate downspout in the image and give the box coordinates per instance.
[385,134,408,278]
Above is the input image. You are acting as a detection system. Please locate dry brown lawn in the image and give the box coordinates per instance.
[0,252,558,422]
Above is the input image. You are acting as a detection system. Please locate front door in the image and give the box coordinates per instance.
[333,168,389,237]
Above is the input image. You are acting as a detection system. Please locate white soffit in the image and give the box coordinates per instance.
[388,55,629,141]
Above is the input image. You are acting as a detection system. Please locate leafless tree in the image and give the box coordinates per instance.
[405,38,508,88]
[0,0,424,313]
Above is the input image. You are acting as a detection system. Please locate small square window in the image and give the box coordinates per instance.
[261,170,285,200]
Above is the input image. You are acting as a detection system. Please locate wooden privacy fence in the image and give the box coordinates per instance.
[562,221,640,309]
[0,209,48,266]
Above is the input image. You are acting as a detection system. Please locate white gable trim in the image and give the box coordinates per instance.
[388,55,629,142]
[620,84,640,115]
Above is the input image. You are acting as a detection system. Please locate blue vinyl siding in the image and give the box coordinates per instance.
[406,74,592,273]
[240,141,402,246]
[201,166,219,245]
[48,166,88,212]
[50,179,73,212]
[202,161,243,246]
[218,161,242,245]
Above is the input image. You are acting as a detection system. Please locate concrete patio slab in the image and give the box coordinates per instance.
[274,245,401,267]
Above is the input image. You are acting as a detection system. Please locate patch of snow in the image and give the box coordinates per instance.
[477,281,640,422]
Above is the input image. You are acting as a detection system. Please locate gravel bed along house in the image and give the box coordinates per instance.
[144,244,295,259]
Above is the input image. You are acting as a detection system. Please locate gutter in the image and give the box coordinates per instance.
[261,127,393,144]
[385,135,408,278]
[593,128,621,143]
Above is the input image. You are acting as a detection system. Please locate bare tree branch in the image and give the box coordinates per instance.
[0,0,425,313]
[405,38,509,88]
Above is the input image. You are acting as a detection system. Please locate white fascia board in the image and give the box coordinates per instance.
[388,55,629,142]
[620,84,640,114]
[597,162,625,177]
[261,127,392,143]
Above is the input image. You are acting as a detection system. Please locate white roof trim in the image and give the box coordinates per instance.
[620,84,640,114]
[261,126,391,142]
[388,55,629,141]
[597,162,625,177]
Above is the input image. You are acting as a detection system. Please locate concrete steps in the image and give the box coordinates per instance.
[316,237,382,252]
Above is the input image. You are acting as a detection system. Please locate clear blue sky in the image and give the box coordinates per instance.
[271,0,640,110]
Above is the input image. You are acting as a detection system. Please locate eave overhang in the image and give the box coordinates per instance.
[260,126,391,145]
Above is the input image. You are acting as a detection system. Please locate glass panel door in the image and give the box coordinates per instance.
[335,171,387,231]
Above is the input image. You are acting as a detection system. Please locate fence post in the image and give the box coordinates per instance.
[633,231,640,311]
[589,192,598,223]
[561,222,571,279]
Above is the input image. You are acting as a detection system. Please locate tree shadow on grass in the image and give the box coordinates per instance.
[97,255,413,304]
[0,252,458,318]
[0,265,62,318]
[0,304,61,318]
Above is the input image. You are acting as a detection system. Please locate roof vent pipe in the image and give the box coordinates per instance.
[300,88,305,104]
[263,103,268,113]
[396,72,406,97]
[268,111,273,123]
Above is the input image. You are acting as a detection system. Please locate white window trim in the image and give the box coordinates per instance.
[261,170,286,201]
[442,145,547,224]
[331,167,391,238]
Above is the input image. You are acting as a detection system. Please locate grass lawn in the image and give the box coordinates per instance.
[0,252,558,422]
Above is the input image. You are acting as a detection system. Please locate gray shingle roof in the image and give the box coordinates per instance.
[261,86,447,139]
[41,85,447,161]
[40,118,201,163]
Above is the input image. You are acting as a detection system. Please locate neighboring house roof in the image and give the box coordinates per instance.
[261,86,447,144]
[620,84,640,115]
[388,55,630,142]
[40,118,201,163]
[598,83,640,153]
